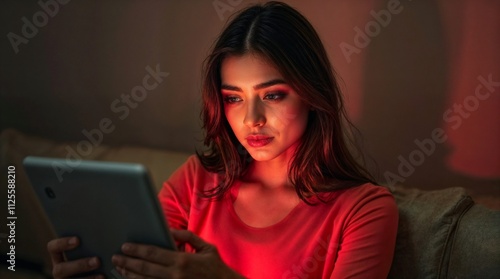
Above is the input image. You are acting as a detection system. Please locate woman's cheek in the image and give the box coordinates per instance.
[273,104,302,127]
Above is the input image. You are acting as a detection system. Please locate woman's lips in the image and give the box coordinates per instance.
[246,136,274,147]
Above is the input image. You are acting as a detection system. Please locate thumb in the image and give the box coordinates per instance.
[170,229,213,252]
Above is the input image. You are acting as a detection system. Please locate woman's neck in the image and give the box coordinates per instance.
[239,138,304,190]
[243,149,296,190]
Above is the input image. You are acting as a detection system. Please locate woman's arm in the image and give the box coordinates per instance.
[330,194,399,278]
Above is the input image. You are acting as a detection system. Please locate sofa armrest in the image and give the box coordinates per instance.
[447,204,500,278]
[388,185,500,278]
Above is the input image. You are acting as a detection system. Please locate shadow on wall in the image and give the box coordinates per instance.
[1,0,498,193]
[357,0,500,192]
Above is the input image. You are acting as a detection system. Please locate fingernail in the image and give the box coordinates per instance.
[68,237,77,245]
[111,255,119,264]
[89,257,98,267]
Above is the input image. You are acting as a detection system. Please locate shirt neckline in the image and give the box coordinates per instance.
[226,180,307,231]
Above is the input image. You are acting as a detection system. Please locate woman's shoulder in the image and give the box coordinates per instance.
[317,182,393,199]
[164,154,220,191]
[171,154,213,176]
[341,183,395,203]
[337,183,398,219]
[344,183,393,198]
[315,183,397,213]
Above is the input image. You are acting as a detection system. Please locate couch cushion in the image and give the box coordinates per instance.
[387,185,473,279]
[447,203,500,278]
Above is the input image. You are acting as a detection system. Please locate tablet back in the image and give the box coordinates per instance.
[23,156,176,278]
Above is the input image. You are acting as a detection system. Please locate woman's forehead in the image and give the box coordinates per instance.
[220,54,284,85]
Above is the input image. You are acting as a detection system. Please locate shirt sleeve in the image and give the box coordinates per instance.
[330,188,399,279]
[157,155,198,230]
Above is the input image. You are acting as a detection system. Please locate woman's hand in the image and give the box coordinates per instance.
[47,236,104,279]
[112,229,245,279]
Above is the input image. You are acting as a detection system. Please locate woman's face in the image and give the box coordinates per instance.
[220,53,310,163]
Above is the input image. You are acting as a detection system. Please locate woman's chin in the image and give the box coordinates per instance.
[246,151,274,162]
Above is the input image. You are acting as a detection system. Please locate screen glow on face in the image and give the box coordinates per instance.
[220,54,309,163]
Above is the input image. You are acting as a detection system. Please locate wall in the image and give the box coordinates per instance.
[1,0,499,191]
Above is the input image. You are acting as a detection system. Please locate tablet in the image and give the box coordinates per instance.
[23,156,176,279]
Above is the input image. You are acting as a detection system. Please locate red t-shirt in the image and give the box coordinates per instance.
[158,156,398,279]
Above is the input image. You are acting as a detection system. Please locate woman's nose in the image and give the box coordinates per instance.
[243,98,266,127]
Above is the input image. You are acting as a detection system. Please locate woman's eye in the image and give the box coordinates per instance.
[223,96,242,104]
[264,92,286,101]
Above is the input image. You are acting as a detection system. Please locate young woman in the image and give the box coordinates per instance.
[48,2,398,278]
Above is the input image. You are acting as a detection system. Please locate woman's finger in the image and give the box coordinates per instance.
[112,254,170,278]
[118,242,178,266]
[47,236,79,264]
[52,256,100,278]
[170,230,213,252]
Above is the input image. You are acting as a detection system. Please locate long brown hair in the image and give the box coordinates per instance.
[197,1,376,203]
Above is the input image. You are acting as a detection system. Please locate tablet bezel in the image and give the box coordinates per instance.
[23,156,176,278]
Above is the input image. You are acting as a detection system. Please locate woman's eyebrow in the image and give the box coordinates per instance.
[221,79,287,91]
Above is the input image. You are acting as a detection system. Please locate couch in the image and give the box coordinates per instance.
[0,129,499,278]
